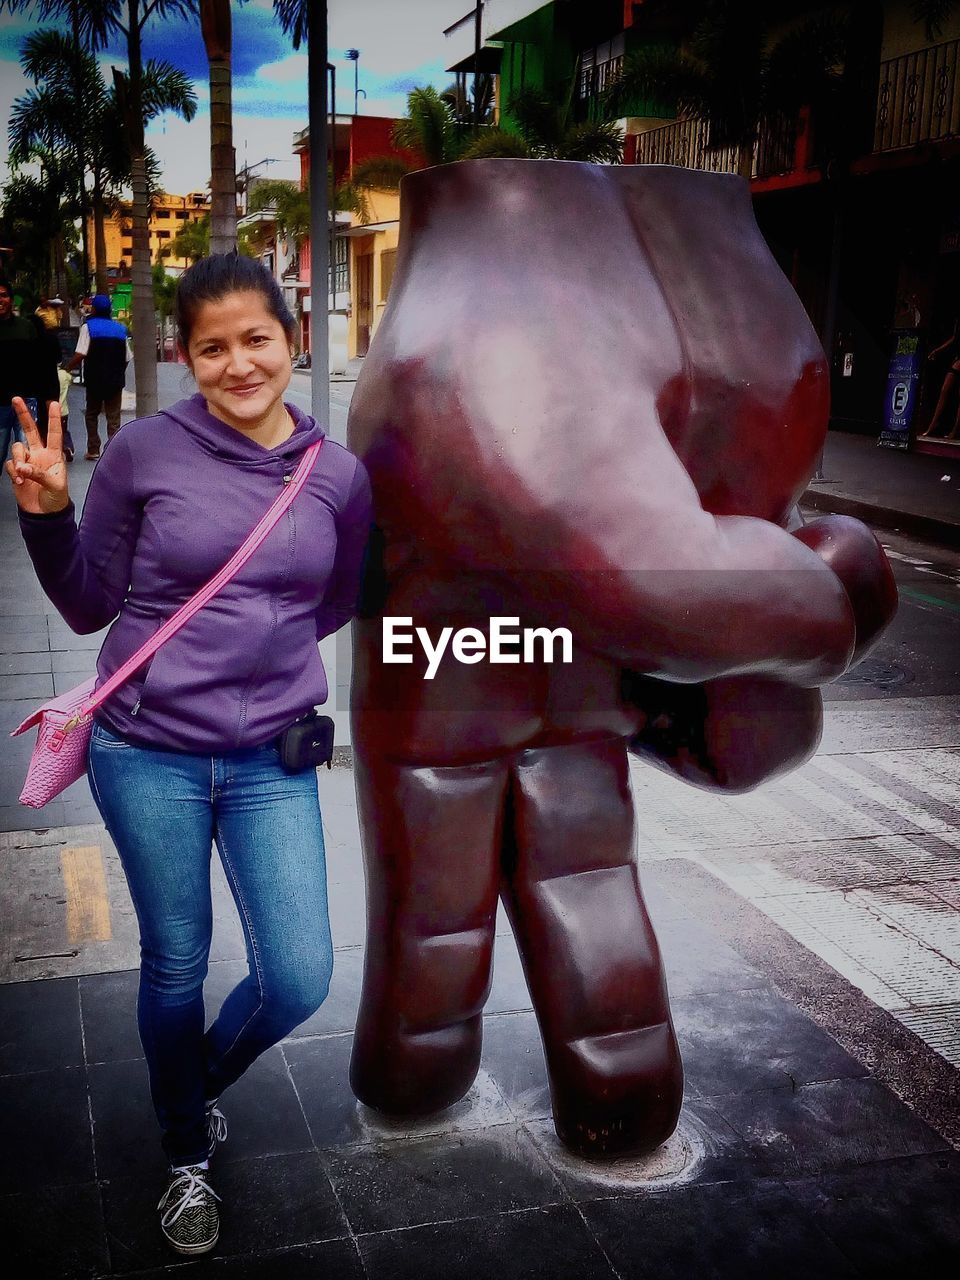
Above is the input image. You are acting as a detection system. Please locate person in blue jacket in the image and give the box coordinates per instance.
[65,292,132,458]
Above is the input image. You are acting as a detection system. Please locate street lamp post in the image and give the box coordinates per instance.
[345,48,366,115]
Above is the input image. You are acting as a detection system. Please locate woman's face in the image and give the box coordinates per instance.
[186,290,294,435]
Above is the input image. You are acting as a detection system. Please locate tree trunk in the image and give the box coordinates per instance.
[92,172,109,295]
[737,142,753,180]
[124,2,157,417]
[202,0,236,255]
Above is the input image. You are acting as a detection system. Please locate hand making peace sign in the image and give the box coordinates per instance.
[4,397,70,515]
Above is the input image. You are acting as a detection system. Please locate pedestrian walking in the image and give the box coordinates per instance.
[34,293,64,331]
[6,255,371,1256]
[919,316,960,441]
[65,292,131,458]
[0,276,59,462]
[56,362,77,462]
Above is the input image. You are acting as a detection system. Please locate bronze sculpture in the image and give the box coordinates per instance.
[346,159,897,1159]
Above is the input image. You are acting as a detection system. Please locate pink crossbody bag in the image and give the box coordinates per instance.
[11,440,323,809]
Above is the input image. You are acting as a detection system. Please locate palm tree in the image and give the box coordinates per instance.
[10,29,196,295]
[462,86,624,163]
[1,148,79,301]
[200,0,235,253]
[391,86,466,167]
[3,0,199,415]
[161,212,210,264]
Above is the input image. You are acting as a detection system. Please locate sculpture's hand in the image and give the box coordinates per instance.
[624,670,822,794]
[793,515,898,664]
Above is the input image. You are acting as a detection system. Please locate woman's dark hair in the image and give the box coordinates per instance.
[174,253,297,348]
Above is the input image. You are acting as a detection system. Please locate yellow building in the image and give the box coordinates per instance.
[342,185,401,359]
[87,191,210,276]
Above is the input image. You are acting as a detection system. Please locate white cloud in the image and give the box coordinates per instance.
[255,53,310,85]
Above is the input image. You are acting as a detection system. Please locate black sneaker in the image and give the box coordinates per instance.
[206,1100,228,1158]
[157,1164,220,1255]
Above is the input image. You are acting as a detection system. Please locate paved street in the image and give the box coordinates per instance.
[0,365,958,1276]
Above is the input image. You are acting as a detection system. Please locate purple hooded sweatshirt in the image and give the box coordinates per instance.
[19,395,371,752]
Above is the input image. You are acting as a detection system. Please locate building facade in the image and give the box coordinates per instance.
[470,0,960,456]
[86,191,211,282]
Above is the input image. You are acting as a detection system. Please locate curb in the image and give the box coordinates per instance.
[801,487,960,549]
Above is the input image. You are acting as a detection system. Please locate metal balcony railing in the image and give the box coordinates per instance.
[874,37,960,152]
[632,110,810,180]
[633,116,757,176]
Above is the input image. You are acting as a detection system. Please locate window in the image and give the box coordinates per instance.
[155,209,170,219]
[379,248,397,302]
[156,230,170,240]
[332,235,349,296]
[176,211,189,219]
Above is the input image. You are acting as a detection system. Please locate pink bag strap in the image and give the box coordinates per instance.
[77,440,323,722]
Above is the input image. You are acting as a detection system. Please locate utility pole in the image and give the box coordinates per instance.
[309,1,329,422]
[474,2,483,126]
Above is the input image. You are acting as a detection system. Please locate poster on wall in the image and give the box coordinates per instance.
[879,328,922,450]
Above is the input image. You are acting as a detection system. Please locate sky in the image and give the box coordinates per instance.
[0,0,541,195]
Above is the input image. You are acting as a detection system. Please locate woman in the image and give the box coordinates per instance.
[919,316,960,440]
[6,255,371,1256]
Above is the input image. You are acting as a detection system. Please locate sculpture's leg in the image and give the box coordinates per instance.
[350,754,508,1116]
[503,738,683,1159]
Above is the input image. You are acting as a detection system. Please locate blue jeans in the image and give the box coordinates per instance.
[0,397,35,462]
[88,722,333,1165]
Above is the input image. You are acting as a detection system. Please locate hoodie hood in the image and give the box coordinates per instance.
[159,393,326,465]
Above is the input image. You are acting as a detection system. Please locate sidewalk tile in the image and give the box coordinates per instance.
[0,800,66,832]
[782,1151,960,1272]
[79,970,141,1065]
[581,1180,858,1279]
[487,930,534,1014]
[710,1076,950,1176]
[282,1034,361,1149]
[210,1046,314,1166]
[214,1151,348,1256]
[658,916,768,1001]
[50,650,100,674]
[324,1123,562,1235]
[481,1011,552,1121]
[673,986,869,1098]
[0,1066,95,1192]
[0,673,53,700]
[0,630,48,652]
[357,1203,618,1280]
[0,1182,108,1278]
[201,1239,365,1278]
[0,976,83,1075]
[88,1058,165,1182]
[0,652,52,675]
[0,614,49,631]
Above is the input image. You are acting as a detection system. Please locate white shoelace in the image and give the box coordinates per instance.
[207,1104,228,1150]
[158,1167,221,1227]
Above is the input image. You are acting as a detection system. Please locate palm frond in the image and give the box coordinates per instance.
[604,47,710,120]
[392,86,458,166]
[911,0,958,40]
[273,0,309,50]
[505,87,563,152]
[555,120,624,164]
[459,129,533,160]
[349,155,412,191]
[140,59,198,123]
